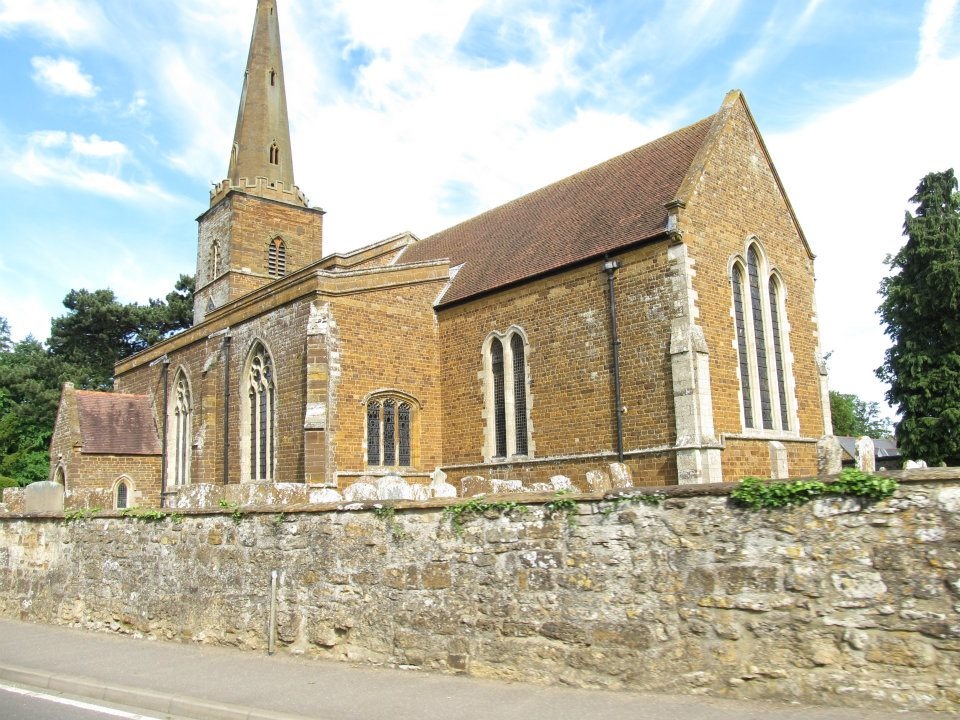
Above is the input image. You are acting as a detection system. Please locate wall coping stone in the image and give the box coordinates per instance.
[1,468,956,521]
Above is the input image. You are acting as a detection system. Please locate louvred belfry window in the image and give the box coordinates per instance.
[267,237,286,277]
[731,242,794,432]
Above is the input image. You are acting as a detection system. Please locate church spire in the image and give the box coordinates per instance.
[214,0,306,208]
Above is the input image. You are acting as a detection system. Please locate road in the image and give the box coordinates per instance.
[0,682,176,720]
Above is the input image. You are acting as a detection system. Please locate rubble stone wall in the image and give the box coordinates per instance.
[1,471,958,713]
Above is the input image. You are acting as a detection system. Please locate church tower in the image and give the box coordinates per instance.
[194,0,324,324]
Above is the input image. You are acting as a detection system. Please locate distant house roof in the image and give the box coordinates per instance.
[76,391,161,455]
[399,113,716,306]
[837,436,900,462]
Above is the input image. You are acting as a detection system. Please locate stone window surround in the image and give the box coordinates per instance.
[480,326,534,462]
[361,389,422,470]
[166,368,193,488]
[240,340,278,483]
[113,475,133,510]
[729,238,799,435]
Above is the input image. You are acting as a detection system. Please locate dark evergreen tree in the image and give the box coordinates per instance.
[877,169,960,464]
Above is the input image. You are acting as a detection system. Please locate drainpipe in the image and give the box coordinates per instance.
[222,334,232,485]
[603,258,624,462]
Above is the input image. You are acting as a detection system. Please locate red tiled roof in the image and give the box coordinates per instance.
[76,391,161,455]
[400,113,716,306]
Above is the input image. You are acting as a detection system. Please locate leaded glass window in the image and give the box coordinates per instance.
[769,277,790,429]
[247,344,275,481]
[172,373,191,486]
[748,247,773,429]
[367,401,381,465]
[485,330,532,460]
[511,334,528,455]
[491,338,507,457]
[365,395,413,467]
[116,481,128,509]
[732,243,794,432]
[732,265,754,428]
[398,403,411,466]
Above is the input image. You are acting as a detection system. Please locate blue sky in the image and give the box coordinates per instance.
[1,0,959,419]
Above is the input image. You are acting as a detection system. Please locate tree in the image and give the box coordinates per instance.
[48,275,195,390]
[0,277,194,485]
[0,337,71,484]
[877,169,960,464]
[829,391,892,438]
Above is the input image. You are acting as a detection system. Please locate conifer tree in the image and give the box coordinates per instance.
[877,169,960,464]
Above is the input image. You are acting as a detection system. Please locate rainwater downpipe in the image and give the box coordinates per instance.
[603,258,625,462]
[222,334,232,486]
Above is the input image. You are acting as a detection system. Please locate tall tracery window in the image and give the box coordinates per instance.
[365,394,415,467]
[171,372,192,486]
[267,237,286,277]
[484,329,532,460]
[246,343,276,481]
[731,242,794,431]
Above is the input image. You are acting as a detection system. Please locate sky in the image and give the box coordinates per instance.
[0,0,958,422]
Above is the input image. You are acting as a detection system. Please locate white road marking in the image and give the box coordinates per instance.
[0,681,166,719]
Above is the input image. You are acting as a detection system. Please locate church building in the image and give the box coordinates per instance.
[50,0,833,510]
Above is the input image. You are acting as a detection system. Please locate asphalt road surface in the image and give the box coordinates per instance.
[0,682,176,720]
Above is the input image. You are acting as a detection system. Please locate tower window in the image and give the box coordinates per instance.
[267,237,286,277]
[269,143,280,165]
[270,69,276,87]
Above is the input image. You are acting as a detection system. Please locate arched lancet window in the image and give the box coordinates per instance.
[269,142,280,165]
[484,329,532,460]
[245,343,276,481]
[731,242,795,432]
[54,465,66,487]
[115,478,129,510]
[364,393,416,467]
[210,239,221,279]
[491,338,507,457]
[170,371,192,487]
[267,237,286,277]
[511,334,528,456]
[269,69,276,87]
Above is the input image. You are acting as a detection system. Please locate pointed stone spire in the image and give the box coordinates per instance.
[213,0,306,208]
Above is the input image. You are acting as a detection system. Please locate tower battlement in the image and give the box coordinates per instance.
[210,176,309,208]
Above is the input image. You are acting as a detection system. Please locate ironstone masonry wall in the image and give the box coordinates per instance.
[1,471,958,713]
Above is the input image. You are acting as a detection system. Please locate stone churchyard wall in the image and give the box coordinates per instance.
[0,470,958,714]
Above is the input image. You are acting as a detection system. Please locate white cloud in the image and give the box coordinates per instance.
[730,0,824,81]
[31,56,98,97]
[767,56,960,414]
[0,0,105,45]
[5,130,181,204]
[918,0,959,65]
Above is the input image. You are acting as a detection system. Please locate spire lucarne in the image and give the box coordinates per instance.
[211,0,306,208]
